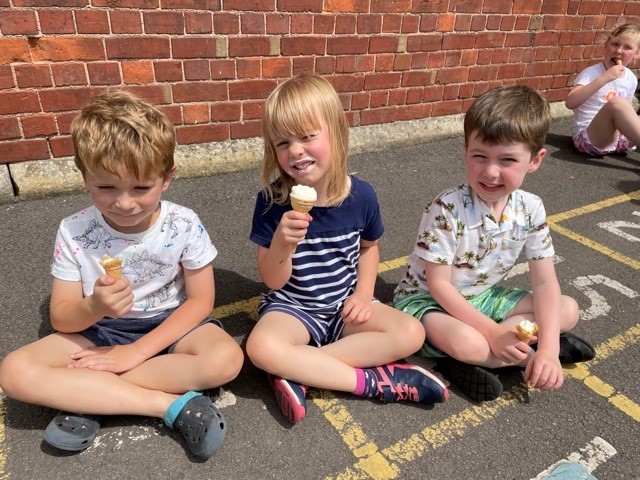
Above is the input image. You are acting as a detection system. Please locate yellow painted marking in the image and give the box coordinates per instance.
[547,190,640,270]
[378,257,408,274]
[564,363,640,423]
[213,295,260,321]
[587,323,640,367]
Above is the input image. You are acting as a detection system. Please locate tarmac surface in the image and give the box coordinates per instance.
[0,117,638,480]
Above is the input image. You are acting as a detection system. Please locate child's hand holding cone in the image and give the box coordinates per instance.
[99,254,123,280]
[289,185,317,253]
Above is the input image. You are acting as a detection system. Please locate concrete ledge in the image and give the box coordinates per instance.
[6,102,572,203]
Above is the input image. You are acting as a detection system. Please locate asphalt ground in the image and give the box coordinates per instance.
[0,117,638,480]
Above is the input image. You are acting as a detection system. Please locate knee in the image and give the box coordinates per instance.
[0,350,35,399]
[400,317,426,351]
[213,340,244,385]
[561,296,580,331]
[443,330,486,363]
[246,331,281,371]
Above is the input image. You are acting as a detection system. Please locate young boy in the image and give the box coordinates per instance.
[566,23,640,156]
[394,85,595,402]
[0,90,243,459]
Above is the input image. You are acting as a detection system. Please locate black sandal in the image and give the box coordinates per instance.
[43,412,101,451]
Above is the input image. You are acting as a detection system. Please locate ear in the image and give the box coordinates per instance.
[528,148,546,173]
[161,165,176,191]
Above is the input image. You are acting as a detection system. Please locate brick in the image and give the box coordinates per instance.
[357,14,382,33]
[482,0,512,13]
[513,0,542,14]
[176,124,229,145]
[0,10,38,34]
[122,60,154,84]
[224,0,273,10]
[291,14,313,33]
[21,114,57,138]
[144,11,185,34]
[210,102,241,122]
[449,0,482,13]
[410,52,429,68]
[381,14,402,32]
[350,92,369,109]
[55,112,77,134]
[49,135,74,158]
[214,13,240,34]
[266,13,289,34]
[360,106,397,126]
[315,56,336,74]
[31,37,105,62]
[15,65,53,88]
[534,31,560,46]
[123,85,172,105]
[437,13,455,32]
[364,72,401,90]
[505,32,534,47]
[173,81,227,103]
[106,37,169,60]
[314,14,335,34]
[397,103,429,121]
[12,0,88,5]
[153,60,183,82]
[278,0,322,12]
[369,91,388,108]
[486,15,502,30]
[324,0,368,13]
[442,33,475,50]
[444,50,462,67]
[241,13,265,34]
[262,57,291,77]
[158,105,182,125]
[388,88,406,105]
[0,139,49,164]
[375,54,394,71]
[0,39,31,63]
[183,59,210,81]
[162,0,219,8]
[401,14,420,32]
[326,74,364,93]
[475,32,506,48]
[0,118,20,140]
[281,36,325,55]
[327,36,368,55]
[454,14,472,31]
[431,99,464,116]
[369,36,399,53]
[230,120,261,139]
[182,103,210,124]
[292,56,314,75]
[38,10,75,34]
[406,33,442,52]
[423,84,444,102]
[500,15,517,31]
[76,9,109,34]
[541,0,569,14]
[229,37,271,57]
[497,63,526,78]
[335,15,356,34]
[40,87,98,112]
[110,11,143,34]
[88,62,122,85]
[237,58,261,78]
[370,0,411,12]
[92,0,157,8]
[419,14,436,32]
[624,1,640,14]
[578,1,602,14]
[436,66,469,84]
[242,100,263,120]
[405,87,424,104]
[185,12,213,34]
[393,53,411,70]
[51,63,87,86]
[210,59,236,80]
[229,79,277,100]
[402,70,432,87]
[443,84,460,100]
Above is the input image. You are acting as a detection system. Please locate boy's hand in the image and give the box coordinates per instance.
[67,344,148,373]
[274,210,312,251]
[342,293,373,324]
[524,350,564,391]
[90,275,134,318]
[488,325,530,364]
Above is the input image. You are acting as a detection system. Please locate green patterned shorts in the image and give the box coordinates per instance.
[394,285,530,358]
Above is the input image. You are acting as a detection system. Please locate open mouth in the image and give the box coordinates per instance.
[613,57,622,65]
[290,159,315,174]
[480,182,502,192]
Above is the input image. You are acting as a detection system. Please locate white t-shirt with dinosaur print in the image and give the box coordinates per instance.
[51,201,217,318]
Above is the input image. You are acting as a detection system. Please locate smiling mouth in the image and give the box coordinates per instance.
[480,182,502,192]
[290,159,315,173]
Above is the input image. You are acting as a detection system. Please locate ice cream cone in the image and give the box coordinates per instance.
[616,58,622,65]
[516,320,538,342]
[289,185,317,253]
[99,254,123,280]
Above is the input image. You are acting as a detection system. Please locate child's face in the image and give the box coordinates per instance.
[84,166,174,234]
[271,123,332,191]
[464,131,544,212]
[604,35,640,67]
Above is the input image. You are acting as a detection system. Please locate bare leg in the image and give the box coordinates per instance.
[587,96,640,149]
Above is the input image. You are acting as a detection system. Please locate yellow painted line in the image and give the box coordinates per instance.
[564,363,640,423]
[587,323,640,367]
[378,256,408,274]
[547,190,640,270]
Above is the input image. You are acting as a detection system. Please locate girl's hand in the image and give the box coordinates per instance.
[274,210,312,250]
[605,63,625,82]
[524,351,564,391]
[487,325,530,364]
[342,293,373,324]
[90,275,134,318]
[68,344,148,373]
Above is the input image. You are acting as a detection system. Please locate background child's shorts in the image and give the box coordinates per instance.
[394,285,529,358]
[573,128,633,157]
[77,308,223,354]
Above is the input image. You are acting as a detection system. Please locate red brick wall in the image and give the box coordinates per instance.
[0,1,639,165]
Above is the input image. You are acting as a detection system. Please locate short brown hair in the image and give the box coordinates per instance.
[71,90,175,179]
[607,23,640,45]
[463,85,550,155]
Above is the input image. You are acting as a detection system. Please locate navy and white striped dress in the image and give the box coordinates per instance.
[250,176,384,345]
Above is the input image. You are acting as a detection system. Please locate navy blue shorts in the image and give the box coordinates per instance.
[78,308,223,354]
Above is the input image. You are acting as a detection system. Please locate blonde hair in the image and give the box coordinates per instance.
[464,85,550,155]
[261,75,350,206]
[71,90,175,180]
[607,23,640,45]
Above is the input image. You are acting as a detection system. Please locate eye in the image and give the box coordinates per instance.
[135,186,153,191]
[275,140,289,149]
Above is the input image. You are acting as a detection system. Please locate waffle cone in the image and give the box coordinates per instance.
[99,255,123,280]
[516,322,538,342]
[616,58,622,65]
[290,196,315,253]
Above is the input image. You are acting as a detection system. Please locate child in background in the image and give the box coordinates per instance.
[566,23,640,156]
[394,85,595,402]
[0,90,243,459]
[246,75,448,424]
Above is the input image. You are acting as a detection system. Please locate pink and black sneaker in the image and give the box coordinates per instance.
[268,374,309,424]
[370,363,449,404]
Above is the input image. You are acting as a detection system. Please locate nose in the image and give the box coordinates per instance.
[289,140,305,157]
[484,162,500,178]
[114,192,135,211]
